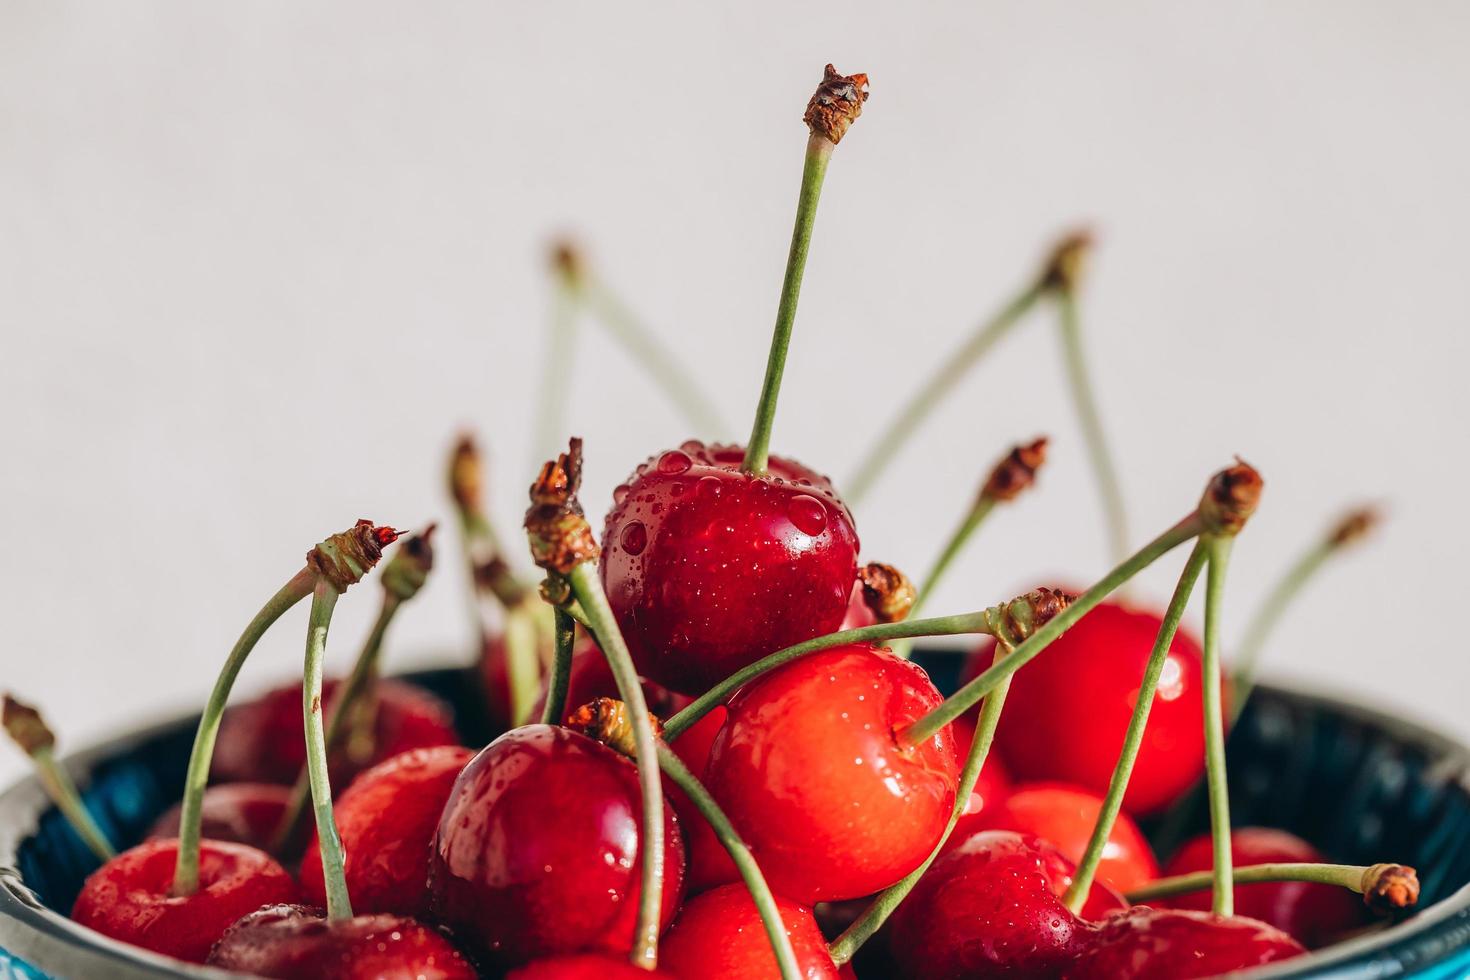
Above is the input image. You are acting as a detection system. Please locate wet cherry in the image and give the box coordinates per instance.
[601,443,860,695]
[661,882,854,979]
[71,838,301,964]
[505,954,678,979]
[148,782,291,856]
[426,724,685,967]
[1160,827,1365,948]
[705,644,960,903]
[1062,906,1305,978]
[299,745,474,917]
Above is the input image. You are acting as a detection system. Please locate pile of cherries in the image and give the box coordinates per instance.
[8,65,1420,980]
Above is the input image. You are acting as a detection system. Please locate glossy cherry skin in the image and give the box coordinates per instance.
[661,883,855,979]
[71,838,301,964]
[299,745,474,916]
[527,642,690,726]
[149,782,291,855]
[601,442,860,696]
[505,954,678,979]
[706,643,960,903]
[982,599,1212,815]
[1161,827,1365,948]
[946,713,1013,839]
[212,678,458,787]
[665,706,741,895]
[427,724,685,967]
[1062,906,1305,978]
[963,781,1158,894]
[207,903,476,979]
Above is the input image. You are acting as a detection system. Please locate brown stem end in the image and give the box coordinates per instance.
[804,64,869,145]
[568,697,663,759]
[983,437,1049,503]
[1199,459,1264,536]
[550,238,585,286]
[994,587,1074,644]
[309,520,401,593]
[1040,228,1094,294]
[2,694,54,755]
[1329,506,1382,549]
[1361,863,1420,914]
[525,438,600,575]
[449,434,485,518]
[382,524,436,602]
[859,562,916,624]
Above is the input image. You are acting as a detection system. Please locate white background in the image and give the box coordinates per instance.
[3,2,1467,785]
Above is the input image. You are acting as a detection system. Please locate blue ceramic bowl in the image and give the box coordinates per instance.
[2,658,1468,978]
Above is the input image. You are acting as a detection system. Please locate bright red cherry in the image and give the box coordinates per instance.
[299,745,474,916]
[661,883,855,979]
[207,903,476,979]
[1161,827,1365,948]
[1062,906,1305,978]
[601,442,860,695]
[148,782,291,855]
[962,781,1158,894]
[664,706,740,895]
[212,677,458,787]
[982,598,1212,815]
[71,838,301,964]
[886,830,1125,979]
[839,581,876,629]
[427,724,685,967]
[705,644,960,903]
[946,713,1013,838]
[505,954,678,979]
[528,641,690,726]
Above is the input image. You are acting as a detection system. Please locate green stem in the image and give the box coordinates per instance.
[1056,287,1130,566]
[1229,538,1334,725]
[541,608,577,725]
[303,579,352,922]
[568,563,665,969]
[657,744,801,980]
[1203,535,1236,916]
[891,497,997,660]
[663,610,1001,742]
[172,566,316,895]
[845,283,1045,504]
[900,514,1206,747]
[534,274,582,472]
[1063,540,1208,912]
[1127,863,1373,903]
[743,135,834,476]
[504,604,544,726]
[33,747,115,862]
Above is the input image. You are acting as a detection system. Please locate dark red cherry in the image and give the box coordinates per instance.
[1062,906,1305,979]
[212,677,458,787]
[527,641,690,726]
[149,782,291,855]
[505,954,678,979]
[1161,827,1365,948]
[601,442,860,695]
[71,838,301,964]
[207,903,475,979]
[886,830,1125,980]
[982,598,1212,815]
[427,724,685,967]
[705,644,960,903]
[963,781,1158,894]
[299,745,474,916]
[661,882,855,979]
[665,706,740,895]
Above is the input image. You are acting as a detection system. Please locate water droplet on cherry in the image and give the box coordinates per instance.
[620,521,649,556]
[613,484,631,505]
[787,494,828,536]
[657,450,692,475]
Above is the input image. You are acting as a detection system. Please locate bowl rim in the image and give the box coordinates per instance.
[1,673,1468,979]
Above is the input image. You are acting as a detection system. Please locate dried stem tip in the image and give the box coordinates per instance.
[1329,506,1382,549]
[1199,460,1264,536]
[525,438,600,575]
[804,65,869,145]
[983,437,1050,503]
[859,563,916,624]
[1039,228,1094,294]
[992,588,1074,645]
[550,238,585,286]
[381,524,436,602]
[568,698,663,759]
[1361,864,1420,913]
[448,435,484,517]
[2,694,54,755]
[309,520,402,593]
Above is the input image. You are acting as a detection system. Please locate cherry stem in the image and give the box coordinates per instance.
[540,607,577,725]
[172,566,316,896]
[1062,540,1209,912]
[1055,286,1130,566]
[662,609,1003,743]
[1203,534,1236,916]
[900,513,1206,747]
[504,604,545,726]
[742,135,835,476]
[1126,862,1405,903]
[33,747,117,862]
[846,282,1045,503]
[533,274,582,473]
[567,562,666,969]
[301,578,354,922]
[890,496,998,660]
[656,743,802,980]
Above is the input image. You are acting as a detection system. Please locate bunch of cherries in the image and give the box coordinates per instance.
[5,65,1420,980]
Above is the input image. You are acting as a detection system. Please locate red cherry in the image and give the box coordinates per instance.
[505,954,678,979]
[839,580,877,629]
[601,442,860,695]
[207,903,475,979]
[1160,827,1365,948]
[665,706,740,895]
[946,713,1013,836]
[705,644,960,903]
[661,882,854,979]
[212,677,458,787]
[299,745,474,917]
[982,598,1212,815]
[526,641,691,726]
[427,724,685,967]
[71,838,300,964]
[886,830,1125,979]
[962,781,1158,894]
[148,782,291,855]
[1062,906,1305,979]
